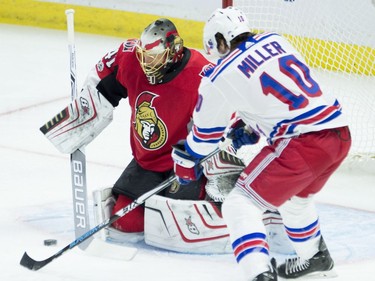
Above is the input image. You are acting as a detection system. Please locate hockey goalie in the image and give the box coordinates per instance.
[93,146,294,255]
[40,86,293,255]
[39,84,293,256]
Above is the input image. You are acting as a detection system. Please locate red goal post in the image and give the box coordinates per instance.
[222,0,233,7]
[221,0,375,168]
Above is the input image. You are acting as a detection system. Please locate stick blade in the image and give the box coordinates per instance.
[20,252,51,271]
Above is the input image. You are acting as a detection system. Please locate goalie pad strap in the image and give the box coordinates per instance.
[40,86,114,153]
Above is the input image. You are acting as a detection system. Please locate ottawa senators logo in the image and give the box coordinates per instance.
[134,92,167,149]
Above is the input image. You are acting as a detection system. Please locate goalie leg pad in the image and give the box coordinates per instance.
[144,195,232,254]
[92,187,116,240]
[40,86,114,154]
[92,188,144,243]
[144,195,295,254]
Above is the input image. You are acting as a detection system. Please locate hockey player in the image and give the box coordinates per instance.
[172,6,351,281]
[42,16,266,252]
[81,18,215,233]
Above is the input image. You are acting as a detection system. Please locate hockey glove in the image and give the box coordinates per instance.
[231,127,260,149]
[172,142,203,185]
[227,119,260,149]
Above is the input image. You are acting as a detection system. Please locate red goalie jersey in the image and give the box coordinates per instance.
[83,38,213,172]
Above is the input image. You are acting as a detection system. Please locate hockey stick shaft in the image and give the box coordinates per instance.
[19,142,228,271]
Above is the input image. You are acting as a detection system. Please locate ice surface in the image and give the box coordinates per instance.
[1,24,375,281]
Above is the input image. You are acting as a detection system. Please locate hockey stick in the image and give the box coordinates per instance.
[20,143,227,271]
[64,9,137,259]
[65,9,93,250]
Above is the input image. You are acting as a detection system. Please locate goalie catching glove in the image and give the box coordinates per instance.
[172,118,259,185]
[172,141,203,185]
[203,150,245,202]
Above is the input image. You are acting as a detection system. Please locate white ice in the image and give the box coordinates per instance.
[1,23,375,281]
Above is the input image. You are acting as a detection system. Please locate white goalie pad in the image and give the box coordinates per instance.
[144,195,295,255]
[144,195,232,254]
[40,86,114,154]
[92,188,144,243]
[92,188,295,255]
[92,187,116,240]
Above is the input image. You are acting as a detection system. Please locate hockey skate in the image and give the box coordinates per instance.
[253,258,278,281]
[277,237,337,279]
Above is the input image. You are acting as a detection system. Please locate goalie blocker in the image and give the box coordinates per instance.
[40,86,114,154]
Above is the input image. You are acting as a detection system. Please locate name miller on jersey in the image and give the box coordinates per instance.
[238,40,286,78]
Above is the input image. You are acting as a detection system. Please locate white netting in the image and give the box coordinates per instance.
[227,0,375,166]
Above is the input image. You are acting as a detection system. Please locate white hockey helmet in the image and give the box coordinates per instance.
[203,6,250,58]
[136,18,184,84]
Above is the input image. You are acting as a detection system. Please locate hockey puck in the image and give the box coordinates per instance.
[44,239,57,246]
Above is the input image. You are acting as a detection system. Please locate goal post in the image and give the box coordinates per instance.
[222,0,375,166]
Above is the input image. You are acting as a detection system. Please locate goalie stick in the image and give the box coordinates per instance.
[20,141,229,271]
[65,9,93,251]
[65,10,136,260]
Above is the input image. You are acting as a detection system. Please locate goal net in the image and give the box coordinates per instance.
[223,0,375,168]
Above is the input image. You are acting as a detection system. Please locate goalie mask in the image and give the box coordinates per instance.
[203,6,250,58]
[136,18,184,84]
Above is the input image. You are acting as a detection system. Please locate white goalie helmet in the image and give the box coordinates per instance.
[203,6,250,58]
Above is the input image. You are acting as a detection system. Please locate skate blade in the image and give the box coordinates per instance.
[280,269,338,280]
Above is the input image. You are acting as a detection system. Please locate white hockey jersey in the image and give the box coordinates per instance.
[186,33,348,157]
